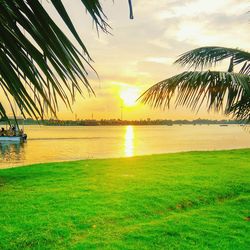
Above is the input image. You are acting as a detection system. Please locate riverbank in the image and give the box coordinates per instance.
[0,149,249,249]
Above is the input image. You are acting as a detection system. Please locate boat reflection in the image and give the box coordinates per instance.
[0,141,25,164]
[124,125,134,157]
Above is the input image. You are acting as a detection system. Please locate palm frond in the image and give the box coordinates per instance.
[0,102,9,125]
[140,71,250,120]
[229,93,250,122]
[128,0,134,19]
[175,47,250,72]
[0,0,110,122]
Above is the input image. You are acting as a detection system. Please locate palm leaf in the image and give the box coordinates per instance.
[128,0,134,19]
[1,0,133,123]
[175,47,250,72]
[140,71,250,121]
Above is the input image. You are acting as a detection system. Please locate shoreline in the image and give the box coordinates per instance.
[1,147,250,170]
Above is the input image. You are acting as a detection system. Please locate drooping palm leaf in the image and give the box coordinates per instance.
[141,46,250,121]
[175,47,250,73]
[0,0,108,123]
[128,0,134,19]
[0,101,9,124]
[141,71,250,120]
[0,0,134,124]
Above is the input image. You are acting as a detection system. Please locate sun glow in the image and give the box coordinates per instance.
[120,87,140,107]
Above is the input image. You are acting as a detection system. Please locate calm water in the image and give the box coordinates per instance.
[0,125,250,168]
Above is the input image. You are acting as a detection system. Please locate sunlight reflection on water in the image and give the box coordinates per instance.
[1,125,250,168]
[124,126,134,157]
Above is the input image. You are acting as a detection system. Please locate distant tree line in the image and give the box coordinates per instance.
[0,118,244,127]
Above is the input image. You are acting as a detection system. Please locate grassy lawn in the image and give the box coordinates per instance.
[0,149,250,249]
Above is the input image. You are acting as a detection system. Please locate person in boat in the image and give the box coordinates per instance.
[7,125,15,136]
[11,125,17,136]
[0,127,5,136]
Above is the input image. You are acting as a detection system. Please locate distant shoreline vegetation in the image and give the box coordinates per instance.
[0,118,245,126]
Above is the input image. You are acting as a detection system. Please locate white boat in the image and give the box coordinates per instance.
[0,117,27,142]
[0,128,27,142]
[0,134,27,142]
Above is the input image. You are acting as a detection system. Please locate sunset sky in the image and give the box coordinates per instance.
[5,0,250,120]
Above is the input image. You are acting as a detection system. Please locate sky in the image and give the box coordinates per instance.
[4,0,250,120]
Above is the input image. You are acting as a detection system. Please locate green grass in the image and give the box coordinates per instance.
[0,149,250,250]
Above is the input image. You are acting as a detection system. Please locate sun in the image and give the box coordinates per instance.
[120,87,139,107]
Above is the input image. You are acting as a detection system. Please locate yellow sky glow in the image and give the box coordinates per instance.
[1,0,249,121]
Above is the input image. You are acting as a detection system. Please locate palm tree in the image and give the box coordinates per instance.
[140,46,250,122]
[0,0,133,124]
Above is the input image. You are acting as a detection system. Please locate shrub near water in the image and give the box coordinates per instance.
[0,149,250,249]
